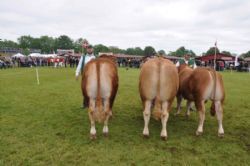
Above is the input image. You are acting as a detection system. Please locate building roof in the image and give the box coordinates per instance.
[195,53,236,61]
[244,57,250,61]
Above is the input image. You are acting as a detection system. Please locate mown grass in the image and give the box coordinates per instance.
[0,67,250,165]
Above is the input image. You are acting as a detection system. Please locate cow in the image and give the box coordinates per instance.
[139,57,179,140]
[81,55,118,139]
[176,64,194,116]
[177,64,225,137]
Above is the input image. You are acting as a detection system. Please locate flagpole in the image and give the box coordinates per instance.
[214,41,217,70]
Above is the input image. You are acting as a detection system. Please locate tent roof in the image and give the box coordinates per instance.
[12,53,25,57]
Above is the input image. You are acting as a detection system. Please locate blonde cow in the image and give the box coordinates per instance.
[139,57,179,140]
[82,55,118,139]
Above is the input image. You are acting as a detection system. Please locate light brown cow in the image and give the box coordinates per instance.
[139,57,179,140]
[82,55,118,139]
[176,64,194,116]
[177,65,225,137]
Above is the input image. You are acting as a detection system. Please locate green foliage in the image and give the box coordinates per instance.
[73,38,85,53]
[169,46,196,57]
[40,36,56,54]
[221,51,232,56]
[93,44,110,55]
[125,47,144,55]
[0,39,19,49]
[23,48,30,55]
[56,35,73,49]
[205,47,220,56]
[144,46,156,56]
[241,50,250,58]
[18,35,33,49]
[109,46,126,54]
[0,68,250,165]
[134,47,144,55]
[158,50,166,55]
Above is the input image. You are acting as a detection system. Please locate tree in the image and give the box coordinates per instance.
[30,38,41,49]
[0,40,18,49]
[55,35,73,49]
[241,51,250,58]
[125,48,135,55]
[158,50,166,55]
[134,47,144,55]
[221,51,232,56]
[93,44,110,55]
[74,38,86,53]
[109,46,126,54]
[23,48,30,56]
[187,50,196,57]
[18,35,33,49]
[40,36,55,53]
[205,47,220,56]
[175,46,186,57]
[144,46,156,56]
[169,46,196,57]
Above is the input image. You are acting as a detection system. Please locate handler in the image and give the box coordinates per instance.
[75,44,96,108]
[176,53,197,69]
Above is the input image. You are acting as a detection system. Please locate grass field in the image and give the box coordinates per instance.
[0,67,250,165]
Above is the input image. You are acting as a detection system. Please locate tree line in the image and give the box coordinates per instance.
[1,35,249,58]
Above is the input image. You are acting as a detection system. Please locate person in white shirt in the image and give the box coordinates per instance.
[75,45,96,80]
[75,44,96,108]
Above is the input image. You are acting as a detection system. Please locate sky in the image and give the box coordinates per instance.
[1,0,250,55]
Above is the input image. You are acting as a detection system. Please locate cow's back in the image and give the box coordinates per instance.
[82,57,118,107]
[99,59,118,107]
[187,68,225,101]
[139,57,178,102]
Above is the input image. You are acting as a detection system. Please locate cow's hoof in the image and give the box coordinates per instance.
[218,133,224,138]
[196,131,203,136]
[90,134,97,140]
[103,132,109,137]
[161,136,167,141]
[143,134,149,138]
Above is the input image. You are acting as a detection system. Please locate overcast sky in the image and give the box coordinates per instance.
[1,0,250,55]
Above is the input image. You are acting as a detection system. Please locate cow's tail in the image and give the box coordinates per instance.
[95,62,105,122]
[153,60,162,120]
[209,68,217,116]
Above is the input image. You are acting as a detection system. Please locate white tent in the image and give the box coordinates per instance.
[29,53,42,57]
[42,54,57,58]
[12,53,25,58]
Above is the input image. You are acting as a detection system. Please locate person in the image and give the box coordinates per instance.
[75,44,96,79]
[75,44,96,108]
[176,53,197,69]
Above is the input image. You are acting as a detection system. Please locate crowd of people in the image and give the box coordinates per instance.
[0,56,82,69]
[0,49,249,72]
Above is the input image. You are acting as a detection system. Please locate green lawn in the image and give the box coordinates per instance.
[0,67,250,165]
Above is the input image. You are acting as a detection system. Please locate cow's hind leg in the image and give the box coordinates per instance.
[186,100,192,117]
[195,100,205,136]
[143,100,152,138]
[175,95,182,115]
[103,98,111,137]
[215,101,224,137]
[88,98,96,139]
[161,101,170,140]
